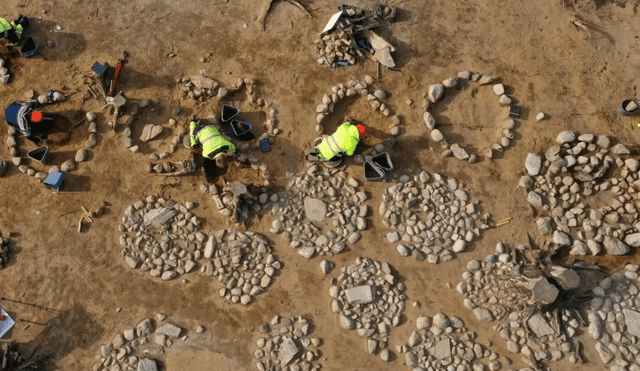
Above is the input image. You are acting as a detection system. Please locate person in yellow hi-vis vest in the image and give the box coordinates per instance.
[306,121,366,167]
[189,115,237,168]
[0,15,29,45]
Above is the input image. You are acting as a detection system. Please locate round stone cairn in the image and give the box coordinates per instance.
[314,75,402,138]
[458,242,594,368]
[119,196,281,305]
[424,71,520,163]
[521,131,637,257]
[254,315,323,371]
[270,164,371,259]
[331,258,406,358]
[400,313,503,371]
[379,171,488,264]
[91,316,203,371]
[586,264,640,368]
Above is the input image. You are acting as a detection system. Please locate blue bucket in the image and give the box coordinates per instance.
[44,172,64,192]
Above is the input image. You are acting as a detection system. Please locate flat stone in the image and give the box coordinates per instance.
[595,341,613,364]
[157,323,182,337]
[374,90,387,100]
[380,349,391,362]
[348,232,362,244]
[588,312,603,340]
[442,77,457,88]
[549,267,580,290]
[499,95,512,106]
[479,76,497,85]
[556,131,576,144]
[525,153,542,176]
[603,236,629,255]
[527,313,555,337]
[125,256,140,269]
[624,308,640,337]
[596,135,611,149]
[143,208,177,228]
[137,358,158,371]
[204,236,216,258]
[140,124,163,142]
[611,143,630,155]
[552,230,571,246]
[190,75,217,89]
[320,260,332,274]
[492,84,505,95]
[450,144,469,160]
[473,308,494,322]
[532,277,559,304]
[345,285,376,304]
[298,247,315,259]
[431,338,451,359]
[161,271,177,280]
[304,197,327,222]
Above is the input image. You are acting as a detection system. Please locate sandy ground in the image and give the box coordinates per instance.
[1,0,640,370]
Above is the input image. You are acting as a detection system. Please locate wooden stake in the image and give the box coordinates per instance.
[77,219,83,233]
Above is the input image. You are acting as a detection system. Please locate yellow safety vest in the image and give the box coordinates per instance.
[317,122,361,161]
[190,122,236,159]
[0,18,22,37]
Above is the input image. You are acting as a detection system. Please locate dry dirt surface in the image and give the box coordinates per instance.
[1,0,640,370]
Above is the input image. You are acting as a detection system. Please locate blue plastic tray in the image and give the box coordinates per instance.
[0,306,15,339]
[44,172,64,192]
[259,139,271,152]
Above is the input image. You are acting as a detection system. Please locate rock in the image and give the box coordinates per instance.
[536,217,553,235]
[450,144,469,160]
[611,143,630,155]
[204,236,216,258]
[452,240,467,253]
[12,157,21,166]
[86,133,97,148]
[61,160,75,172]
[498,95,511,106]
[428,84,444,102]
[586,240,601,255]
[442,77,457,88]
[88,121,97,133]
[433,313,450,329]
[430,129,444,142]
[348,232,362,244]
[527,313,555,337]
[304,197,327,222]
[75,149,87,162]
[556,130,576,144]
[532,277,559,304]
[431,338,451,359]
[86,112,97,122]
[143,208,177,228]
[624,308,640,337]
[374,90,387,100]
[340,314,355,329]
[140,124,163,142]
[527,191,543,208]
[157,323,182,338]
[595,341,613,364]
[424,112,436,130]
[492,84,505,95]
[124,256,140,269]
[137,358,158,371]
[320,260,332,274]
[52,92,65,102]
[161,271,177,280]
[625,233,640,247]
[386,232,400,243]
[625,158,640,171]
[525,153,542,176]
[367,339,377,354]
[380,349,392,361]
[603,236,629,255]
[588,312,603,339]
[479,76,497,85]
[345,285,376,304]
[552,231,571,246]
[298,247,315,259]
[474,308,494,322]
[536,112,546,121]
[596,135,611,149]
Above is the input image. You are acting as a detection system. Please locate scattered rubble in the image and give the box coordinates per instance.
[200,180,272,223]
[330,258,405,358]
[399,313,505,371]
[424,72,521,163]
[379,171,488,263]
[521,132,637,256]
[270,164,371,259]
[118,196,281,305]
[254,315,323,371]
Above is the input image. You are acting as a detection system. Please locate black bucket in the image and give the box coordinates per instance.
[20,37,38,57]
[618,100,638,116]
[372,152,393,172]
[221,105,240,122]
[231,119,252,137]
[27,145,50,164]
[364,161,385,181]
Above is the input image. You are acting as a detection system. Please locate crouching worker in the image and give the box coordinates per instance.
[189,115,236,168]
[306,121,365,168]
[4,100,50,144]
[0,15,29,45]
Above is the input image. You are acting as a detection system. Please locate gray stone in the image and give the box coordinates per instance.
[52,92,65,102]
[450,144,469,160]
[386,232,400,243]
[603,236,629,255]
[86,112,97,122]
[556,131,576,144]
[474,308,494,322]
[595,341,613,364]
[298,247,315,259]
[348,232,362,244]
[406,351,418,367]
[625,158,640,171]
[625,233,640,247]
[527,313,555,337]
[137,358,158,371]
[157,323,182,337]
[624,308,640,337]
[374,90,387,100]
[428,84,444,102]
[320,260,332,274]
[424,112,436,130]
[479,75,497,85]
[431,338,451,359]
[433,313,450,329]
[611,143,630,155]
[430,129,444,142]
[125,256,140,269]
[596,135,611,149]
[204,236,216,258]
[340,314,355,329]
[143,208,177,228]
[417,316,431,330]
[61,160,75,172]
[525,153,542,176]
[75,149,87,162]
[587,239,601,255]
[536,217,553,235]
[588,312,603,340]
[452,240,467,253]
[532,277,559,304]
[140,124,163,142]
[304,197,327,222]
[368,339,377,354]
[550,267,580,289]
[552,231,571,246]
[345,285,376,304]
[161,271,177,280]
[380,349,391,362]
[493,83,505,95]
[528,191,542,208]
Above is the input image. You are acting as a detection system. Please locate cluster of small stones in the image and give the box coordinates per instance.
[315,75,404,137]
[0,58,9,84]
[91,315,202,371]
[522,131,638,256]
[254,315,323,371]
[379,171,487,264]
[399,313,505,371]
[424,71,519,163]
[330,258,406,361]
[118,196,280,305]
[0,234,10,269]
[458,243,584,368]
[119,99,168,154]
[269,164,370,259]
[201,182,273,218]
[587,264,640,370]
[314,29,358,68]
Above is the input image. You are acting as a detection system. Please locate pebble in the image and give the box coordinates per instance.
[75,149,87,162]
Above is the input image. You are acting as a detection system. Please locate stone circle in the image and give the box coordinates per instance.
[330,257,405,359]
[521,131,637,256]
[253,315,323,371]
[270,164,371,259]
[379,171,488,263]
[423,71,521,163]
[399,313,505,371]
[118,196,280,305]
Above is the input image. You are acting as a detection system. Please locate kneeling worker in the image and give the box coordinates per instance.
[189,115,236,167]
[306,120,366,167]
[4,100,49,144]
[0,15,29,45]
